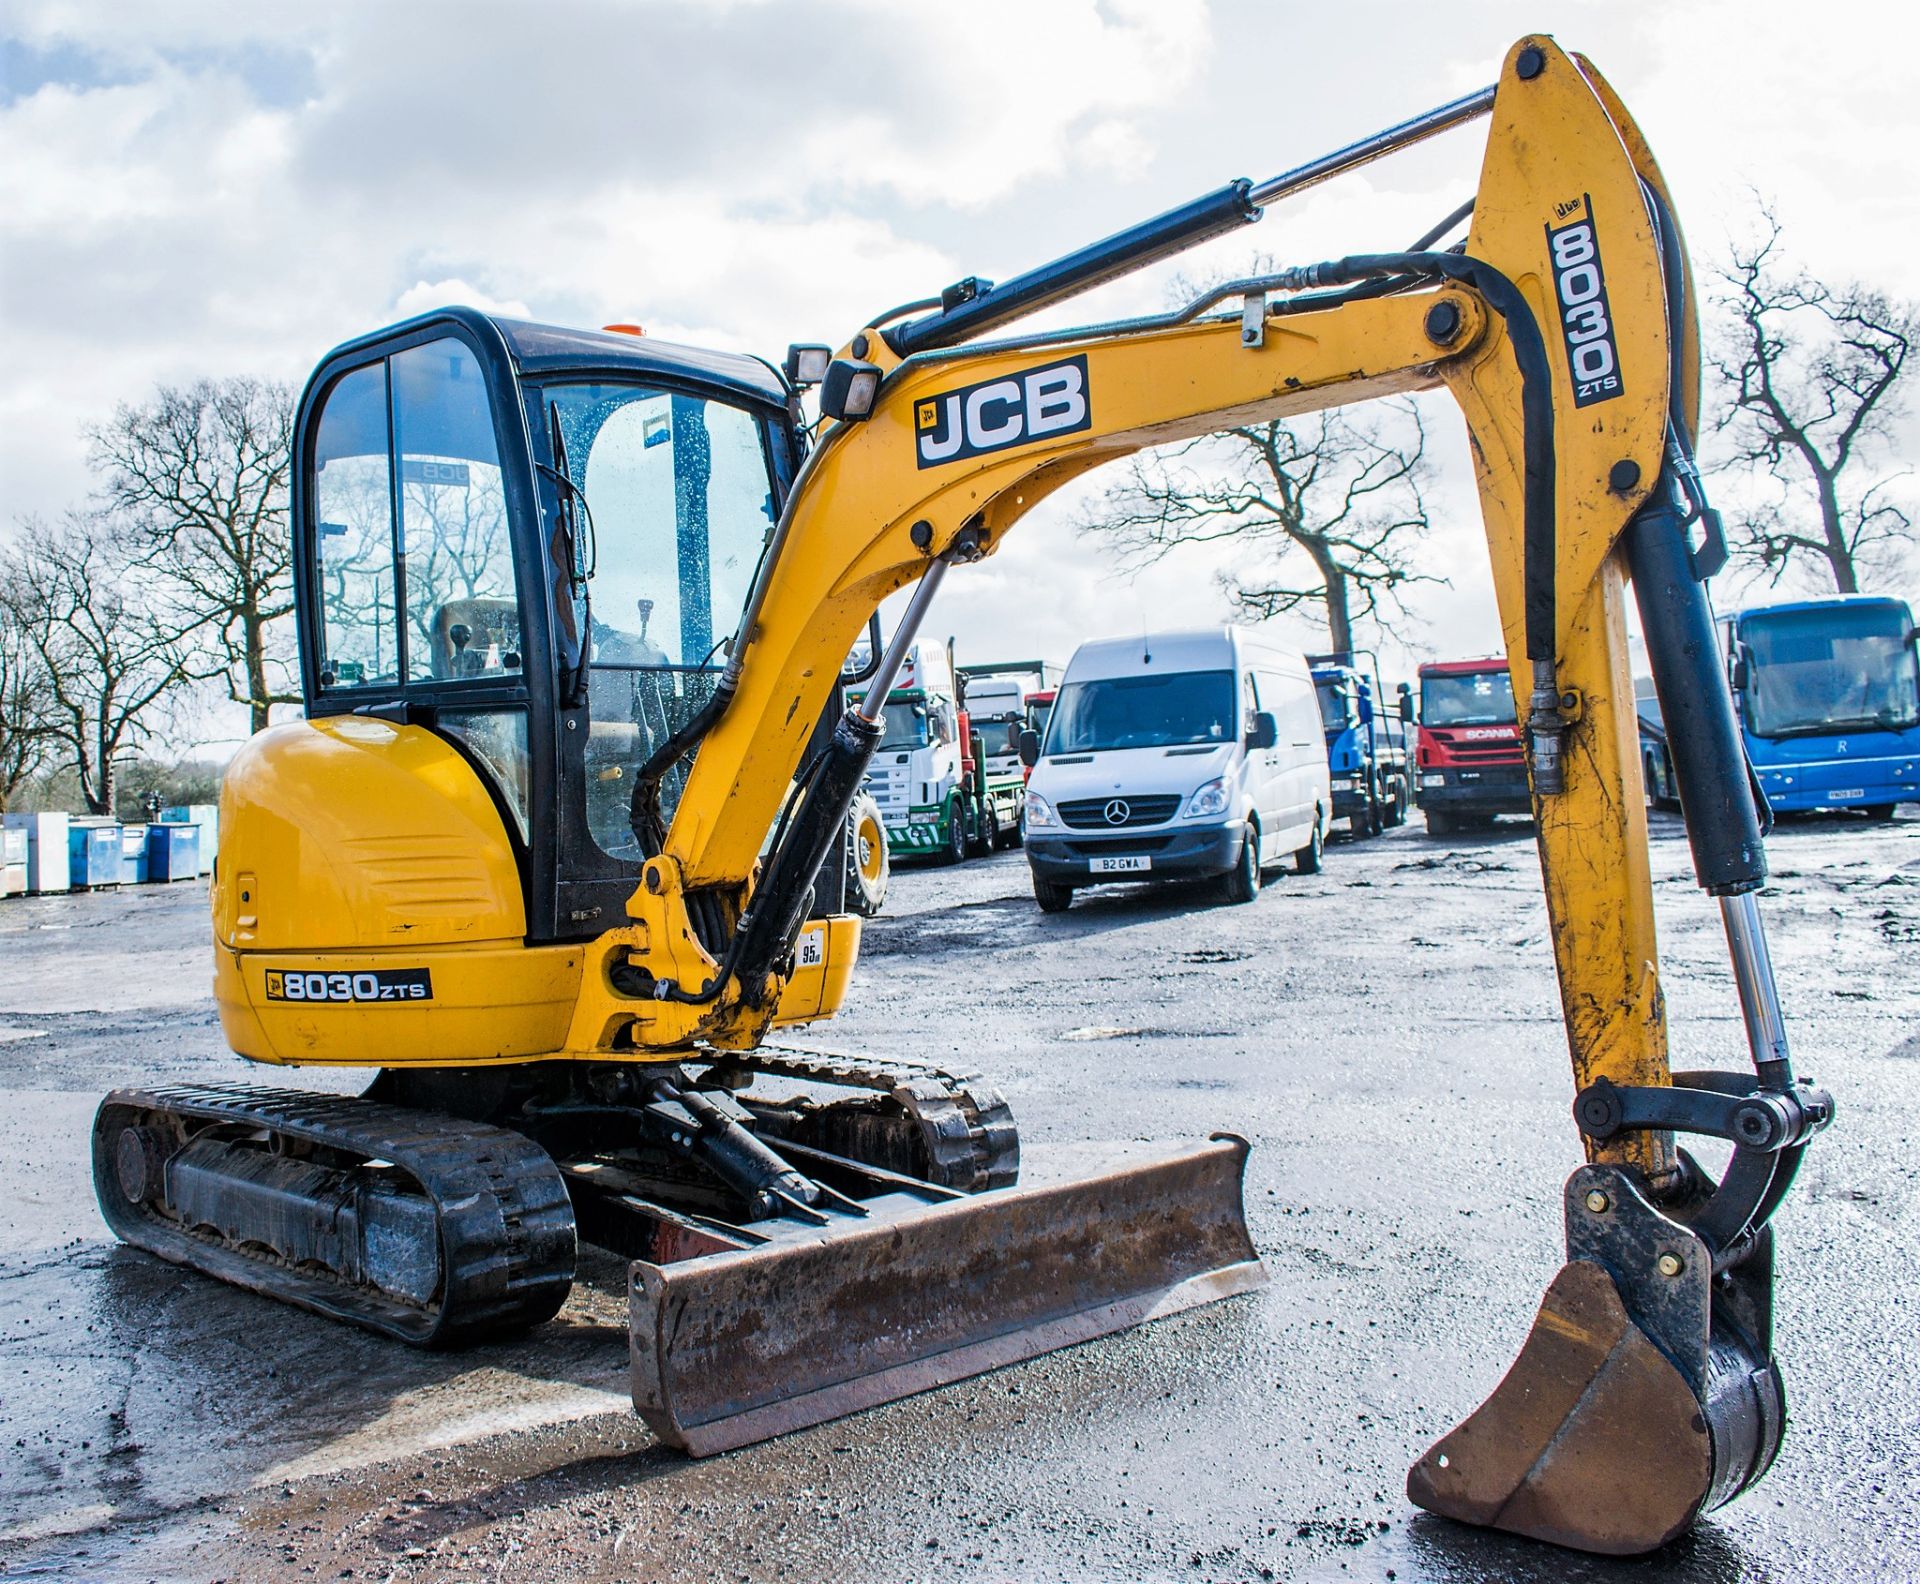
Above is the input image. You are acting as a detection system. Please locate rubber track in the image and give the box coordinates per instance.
[726,1044,1019,1192]
[93,1082,576,1346]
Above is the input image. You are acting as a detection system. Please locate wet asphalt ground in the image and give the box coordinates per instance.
[1,808,1915,1583]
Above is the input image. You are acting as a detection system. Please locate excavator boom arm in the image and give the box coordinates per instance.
[591,35,1832,1553]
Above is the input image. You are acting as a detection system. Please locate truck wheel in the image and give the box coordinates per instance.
[1425,808,1459,837]
[967,802,995,858]
[1293,813,1324,875]
[844,795,890,916]
[938,797,967,865]
[1864,803,1898,822]
[1385,776,1410,827]
[1033,875,1073,913]
[1221,825,1262,903]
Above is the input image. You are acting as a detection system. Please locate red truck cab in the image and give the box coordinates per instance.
[1020,689,1056,784]
[1414,658,1531,835]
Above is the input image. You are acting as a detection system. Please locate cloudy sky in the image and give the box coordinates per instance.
[4,0,1916,743]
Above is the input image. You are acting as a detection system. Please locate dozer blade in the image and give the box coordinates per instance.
[1408,1166,1785,1555]
[630,1134,1264,1454]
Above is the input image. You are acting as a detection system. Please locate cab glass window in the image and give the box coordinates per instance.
[391,339,520,682]
[312,363,401,689]
[546,383,777,859]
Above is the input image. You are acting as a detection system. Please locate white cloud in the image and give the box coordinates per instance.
[3,0,1915,715]
[391,279,532,321]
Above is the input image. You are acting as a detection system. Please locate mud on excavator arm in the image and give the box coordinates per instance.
[594,35,1832,1555]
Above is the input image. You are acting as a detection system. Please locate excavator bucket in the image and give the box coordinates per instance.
[1407,1166,1785,1554]
[627,1134,1264,1454]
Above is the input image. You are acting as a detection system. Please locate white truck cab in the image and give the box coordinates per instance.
[962,675,1030,781]
[1022,628,1330,910]
[851,643,972,862]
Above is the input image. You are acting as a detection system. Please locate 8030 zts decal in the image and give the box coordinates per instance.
[1545,197,1624,408]
[914,354,1091,468]
[265,968,434,1003]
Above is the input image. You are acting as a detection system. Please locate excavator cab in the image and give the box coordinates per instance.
[295,311,820,938]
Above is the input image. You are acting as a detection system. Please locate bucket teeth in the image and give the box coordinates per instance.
[629,1134,1265,1454]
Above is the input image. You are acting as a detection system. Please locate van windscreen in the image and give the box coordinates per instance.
[1046,670,1236,754]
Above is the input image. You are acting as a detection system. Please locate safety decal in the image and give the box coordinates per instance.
[913,354,1091,468]
[265,967,434,1003]
[1545,197,1624,408]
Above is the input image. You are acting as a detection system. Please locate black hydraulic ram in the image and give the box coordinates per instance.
[881,85,1495,359]
[726,544,964,1006]
[1627,182,1768,900]
[1624,454,1765,896]
[1628,180,1797,1112]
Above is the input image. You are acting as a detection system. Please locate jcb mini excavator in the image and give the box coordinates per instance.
[93,36,1834,1555]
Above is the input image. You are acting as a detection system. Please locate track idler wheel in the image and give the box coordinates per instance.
[1407,1165,1784,1554]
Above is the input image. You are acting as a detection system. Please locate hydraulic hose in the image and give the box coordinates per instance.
[1272,250,1564,791]
[629,673,737,856]
[1273,251,1555,664]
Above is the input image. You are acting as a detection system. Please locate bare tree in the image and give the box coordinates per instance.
[1,515,204,816]
[1711,208,1915,592]
[0,598,57,813]
[1080,403,1438,655]
[88,378,297,733]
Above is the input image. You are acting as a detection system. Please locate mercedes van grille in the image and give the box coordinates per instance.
[1059,794,1182,829]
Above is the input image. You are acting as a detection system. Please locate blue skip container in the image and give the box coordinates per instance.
[69,822,123,889]
[119,825,149,885]
[146,823,201,883]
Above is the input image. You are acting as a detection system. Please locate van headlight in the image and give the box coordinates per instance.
[1185,778,1230,818]
[1025,790,1057,828]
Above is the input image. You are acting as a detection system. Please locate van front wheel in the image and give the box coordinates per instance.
[1033,875,1074,913]
[1221,826,1262,903]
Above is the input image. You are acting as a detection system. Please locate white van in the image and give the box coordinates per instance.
[1022,628,1331,911]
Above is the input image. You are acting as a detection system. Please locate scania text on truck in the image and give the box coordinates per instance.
[1309,651,1413,837]
[1022,628,1330,910]
[1414,657,1530,835]
[1721,594,1919,817]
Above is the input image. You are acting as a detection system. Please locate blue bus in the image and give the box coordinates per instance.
[1721,594,1919,817]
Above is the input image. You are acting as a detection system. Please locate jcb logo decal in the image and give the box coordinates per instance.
[914,354,1091,468]
[1545,198,1623,408]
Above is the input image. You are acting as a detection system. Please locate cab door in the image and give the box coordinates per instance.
[1254,665,1315,844]
[1239,670,1281,859]
[300,324,552,926]
[534,380,800,936]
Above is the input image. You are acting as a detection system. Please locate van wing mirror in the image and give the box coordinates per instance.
[1248,711,1279,751]
[1018,729,1041,767]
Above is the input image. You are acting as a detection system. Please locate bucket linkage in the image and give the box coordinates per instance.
[1409,1065,1833,1553]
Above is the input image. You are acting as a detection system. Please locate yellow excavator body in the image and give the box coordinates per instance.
[91,35,1832,1556]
